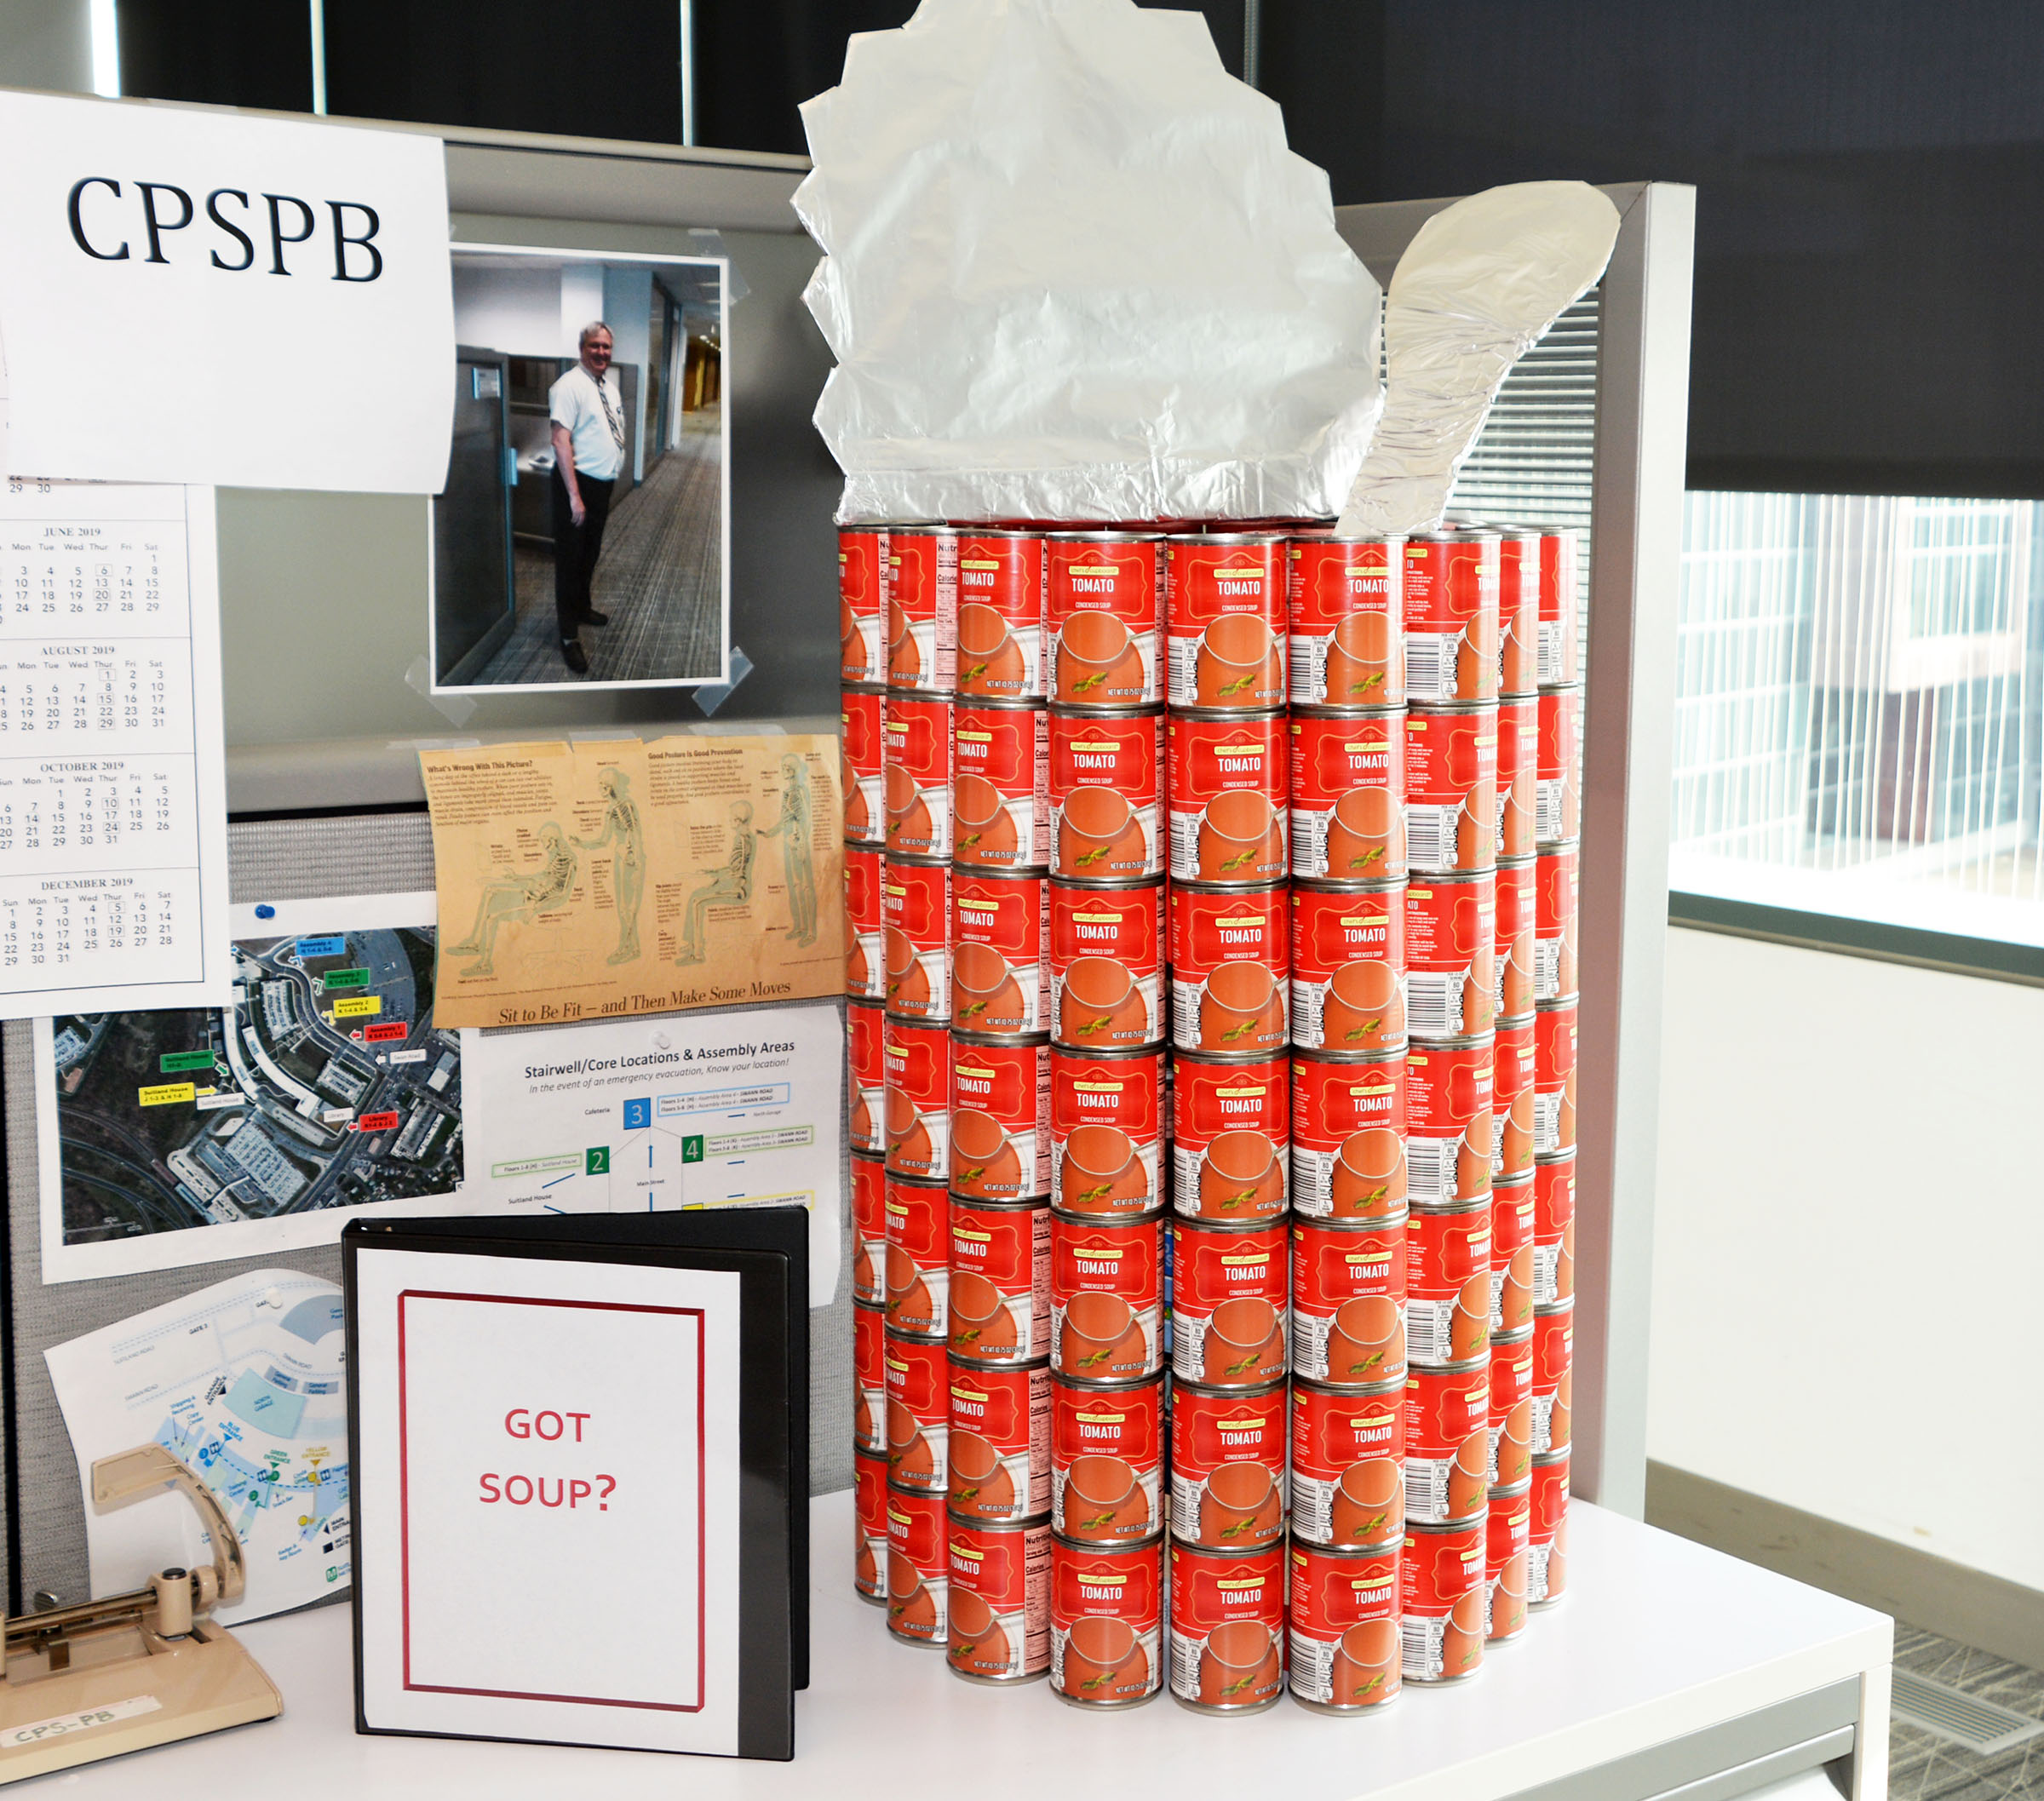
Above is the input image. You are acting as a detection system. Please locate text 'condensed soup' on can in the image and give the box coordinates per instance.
[1405,871,1496,1043]
[1531,1300,1574,1458]
[950,1035,1052,1202]
[883,1015,951,1181]
[1489,1327,1535,1488]
[1051,1368,1163,1543]
[1050,1212,1163,1382]
[1289,708,1407,883]
[845,848,884,1005]
[1046,533,1163,708]
[1168,1540,1287,1712]
[1291,1213,1409,1385]
[1537,685,1582,846]
[956,529,1048,702]
[887,1483,949,1645]
[1289,1377,1404,1546]
[1497,526,1540,699]
[840,525,887,687]
[882,691,953,858]
[1400,1517,1486,1685]
[950,1356,1052,1523]
[1169,1378,1288,1549]
[1405,1199,1493,1369]
[949,1516,1053,1683]
[1405,1037,1496,1210]
[951,869,1049,1040]
[883,857,950,1024]
[853,1295,886,1452]
[1170,1217,1289,1385]
[1496,694,1535,863]
[1495,857,1535,1025]
[1289,880,1405,1054]
[1287,533,1405,710]
[1493,1014,1534,1180]
[847,1002,885,1156]
[952,700,1050,870]
[1291,1047,1408,1220]
[1166,710,1289,885]
[1403,530,1500,705]
[883,1173,949,1340]
[1170,1049,1289,1222]
[885,1330,950,1490]
[841,684,886,847]
[1048,708,1164,880]
[1535,997,1579,1158]
[1164,534,1288,710]
[1289,1538,1402,1712]
[887,525,959,695]
[1536,841,1579,1003]
[1051,1044,1163,1218]
[1404,1358,1490,1527]
[852,1153,887,1309]
[1528,1449,1570,1609]
[1050,1533,1163,1706]
[855,1447,888,1602]
[949,1197,1050,1364]
[1538,530,1581,689]
[1168,883,1289,1056]
[1491,1172,1536,1334]
[1049,878,1165,1052]
[1404,703,1499,876]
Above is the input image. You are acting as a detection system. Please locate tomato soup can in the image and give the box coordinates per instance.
[1490,1172,1536,1336]
[1050,1532,1164,1706]
[950,1356,1052,1523]
[1289,1376,1405,1546]
[1531,1301,1573,1457]
[1495,857,1536,1026]
[1537,530,1581,688]
[1169,1217,1288,1385]
[887,525,960,695]
[1291,1047,1408,1220]
[854,1297,887,1454]
[1051,1369,1163,1542]
[948,1514,1053,1682]
[886,1329,951,1491]
[882,691,953,858]
[1484,1483,1532,1644]
[1290,880,1405,1054]
[1405,702,1498,875]
[1046,532,1163,708]
[1166,710,1289,885]
[951,869,1049,1039]
[1290,708,1407,883]
[1164,534,1288,710]
[1048,708,1164,880]
[841,684,887,847]
[1291,1214,1409,1386]
[949,1196,1050,1365]
[887,1483,950,1644]
[1534,1151,1576,1311]
[1536,685,1582,846]
[883,857,950,1024]
[1404,1037,1495,1211]
[1288,533,1406,709]
[1489,1327,1535,1489]
[883,1015,950,1180]
[950,1034,1052,1203]
[952,699,1049,871]
[1528,1449,1570,1609]
[956,528,1047,702]
[1050,877,1164,1050]
[1168,1540,1287,1712]
[1404,1357,1490,1526]
[848,1000,885,1155]
[883,1172,949,1339]
[1168,881,1289,1055]
[1289,1538,1403,1712]
[1051,1211,1163,1382]
[1497,526,1540,699]
[1051,1044,1163,1218]
[1169,1377,1288,1549]
[1534,1196,1573,1311]
[1496,693,1536,863]
[1404,530,1500,705]
[852,1152,887,1309]
[1170,1049,1289,1222]
[1492,1014,1535,1180]
[1535,998,1578,1157]
[1536,841,1579,1004]
[1405,1197,1492,1368]
[1405,869,1496,1041]
[840,525,887,687]
[1400,1516,1486,1683]
[855,1446,889,1602]
[845,847,884,1004]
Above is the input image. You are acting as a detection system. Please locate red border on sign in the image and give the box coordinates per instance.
[396,1289,708,1712]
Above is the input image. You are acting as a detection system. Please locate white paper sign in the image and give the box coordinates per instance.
[0,93,453,493]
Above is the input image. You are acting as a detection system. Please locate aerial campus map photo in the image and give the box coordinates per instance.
[51,925,462,1248]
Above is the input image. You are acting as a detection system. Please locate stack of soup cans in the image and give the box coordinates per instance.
[840,516,1578,1712]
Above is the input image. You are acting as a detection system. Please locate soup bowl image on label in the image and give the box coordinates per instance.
[1170,1049,1289,1221]
[1484,1484,1532,1644]
[1489,1327,1536,1488]
[949,1198,1050,1363]
[1291,1213,1409,1384]
[1169,881,1288,1054]
[1290,710,1407,882]
[1168,1540,1287,1712]
[1048,708,1164,879]
[1492,1013,1535,1180]
[949,1357,1053,1523]
[1290,880,1406,1052]
[956,529,1047,700]
[1291,1048,1408,1219]
[855,1447,889,1601]
[883,857,951,1024]
[1404,1357,1490,1525]
[952,700,1049,870]
[1169,1378,1288,1549]
[1165,534,1287,710]
[853,1297,886,1452]
[851,1150,887,1308]
[1490,1172,1536,1333]
[1051,1047,1163,1216]
[887,1484,950,1646]
[884,1017,952,1180]
[1050,1369,1163,1543]
[883,1173,949,1339]
[1169,1218,1289,1385]
[1288,532,1406,709]
[950,1038,1051,1202]
[884,1329,951,1490]
[1289,1539,1403,1712]
[841,683,887,846]
[1050,1213,1163,1381]
[1167,712,1289,884]
[951,869,1049,1039]
[1289,1377,1406,1546]
[1046,533,1163,707]
[1402,530,1500,705]
[845,849,884,1005]
[1495,856,1535,1024]
[840,525,887,685]
[1050,1534,1164,1707]
[1400,1516,1486,1684]
[948,1516,1053,1683]
[1528,1448,1570,1608]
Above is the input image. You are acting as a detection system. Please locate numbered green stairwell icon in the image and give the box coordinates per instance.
[683,1135,704,1163]
[585,1146,610,1176]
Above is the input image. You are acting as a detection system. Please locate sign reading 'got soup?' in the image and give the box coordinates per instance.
[0,91,454,493]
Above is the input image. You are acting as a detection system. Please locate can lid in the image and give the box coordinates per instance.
[1291,1208,1410,1234]
[1288,1534,1403,1558]
[1168,705,1288,724]
[1291,1044,1407,1066]
[949,1350,1051,1374]
[1169,1044,1292,1069]
[1289,875,1407,898]
[1048,1041,1166,1064]
[1045,529,1162,543]
[1049,1366,1166,1395]
[1289,704,1407,723]
[946,1507,1051,1533]
[1170,1372,1289,1399]
[951,1027,1053,1050]
[952,694,1048,714]
[1051,1526,1166,1551]
[1168,1214,1288,1241]
[1291,1373,1405,1402]
[1165,531,1286,546]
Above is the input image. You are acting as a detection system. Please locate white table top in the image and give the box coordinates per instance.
[43,1491,1892,1801]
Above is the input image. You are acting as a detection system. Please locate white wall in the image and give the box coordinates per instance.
[1650,927,2044,1592]
[0,0,91,94]
[452,265,569,358]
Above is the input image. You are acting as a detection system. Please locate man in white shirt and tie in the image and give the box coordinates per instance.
[549,321,629,675]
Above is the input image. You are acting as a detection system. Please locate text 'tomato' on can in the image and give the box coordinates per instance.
[951,868,1049,1040]
[840,525,887,686]
[1492,1014,1535,1182]
[1046,533,1163,708]
[1400,1516,1485,1684]
[1404,1357,1490,1526]
[883,1172,948,1339]
[853,1296,886,1454]
[1050,1532,1163,1706]
[1288,1537,1403,1712]
[1528,1449,1570,1609]
[950,1034,1051,1203]
[845,848,884,1005]
[1290,880,1406,1054]
[1405,702,1499,876]
[882,691,953,857]
[1048,708,1163,880]
[1170,1048,1289,1221]
[1495,858,1535,1029]
[1049,877,1164,1050]
[1291,1213,1409,1385]
[1050,1044,1163,1218]
[1496,693,1536,863]
[852,1153,887,1310]
[1288,533,1405,709]
[1405,1036,1496,1211]
[883,857,950,1024]
[956,528,1047,702]
[949,1196,1050,1365]
[1486,1482,1533,1643]
[1405,869,1497,1041]
[1166,710,1289,885]
[1168,882,1289,1055]
[883,1015,950,1180]
[1488,1326,1535,1489]
[842,684,887,847]
[1168,1539,1286,1712]
[1291,1047,1408,1220]
[1531,1299,1573,1457]
[1537,531,1580,687]
[1169,1216,1289,1385]
[1165,534,1288,710]
[949,1356,1052,1523]
[1405,1196,1493,1368]
[887,1483,950,1645]
[855,1446,888,1602]
[1535,997,1578,1158]
[1290,708,1407,883]
[948,1514,1052,1682]
[1050,1369,1163,1542]
[953,699,1049,871]
[1050,1211,1163,1382]
[848,1000,884,1155]
[1536,841,1579,1004]
[1290,1376,1405,1546]
[1536,685,1582,846]
[1497,526,1540,700]
[887,525,959,695]
[1491,1172,1536,1336]
[1168,1377,1287,1549]
[1403,530,1500,705]
[885,1329,950,1490]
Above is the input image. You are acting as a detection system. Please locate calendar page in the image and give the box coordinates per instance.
[0,478,229,1016]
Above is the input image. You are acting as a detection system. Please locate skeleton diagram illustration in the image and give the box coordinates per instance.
[574,767,646,965]
[754,754,818,948]
[674,800,755,966]
[446,823,579,976]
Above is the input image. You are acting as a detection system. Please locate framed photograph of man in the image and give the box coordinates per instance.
[428,244,732,692]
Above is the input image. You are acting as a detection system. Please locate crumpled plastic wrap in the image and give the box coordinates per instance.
[1336,181,1621,538]
[795,0,1383,525]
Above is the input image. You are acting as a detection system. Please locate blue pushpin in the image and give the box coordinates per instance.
[254,903,276,919]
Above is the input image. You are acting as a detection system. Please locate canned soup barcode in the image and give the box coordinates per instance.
[1405,806,1457,871]
[1405,972,1461,1038]
[1534,1093,1563,1154]
[1406,634,1454,700]
[1404,1458,1451,1521]
[1534,938,1562,999]
[1536,781,1565,842]
[1405,1137,1454,1207]
[1405,1296,1455,1362]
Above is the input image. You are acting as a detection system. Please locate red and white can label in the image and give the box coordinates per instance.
[1169,884,1289,1055]
[1404,1201,1492,1369]
[840,526,887,687]
[882,692,953,857]
[1404,1362,1490,1526]
[956,531,1047,702]
[1291,1050,1408,1220]
[951,869,1049,1040]
[1531,1303,1573,1456]
[1534,1151,1576,1235]
[1170,1052,1289,1222]
[845,846,884,1005]
[1291,1215,1409,1385]
[1051,1213,1163,1381]
[1289,1379,1405,1546]
[1166,712,1288,884]
[1496,858,1535,1025]
[1403,533,1500,705]
[1164,536,1287,710]
[1493,1015,1534,1180]
[1289,881,1405,1053]
[1496,694,1535,863]
[1048,709,1163,880]
[951,1038,1052,1202]
[1051,1373,1163,1541]
[1491,1176,1536,1337]
[1400,1518,1485,1682]
[1497,529,1540,700]
[1169,1380,1288,1548]
[1489,1328,1535,1488]
[1050,1536,1163,1703]
[1289,710,1406,883]
[1170,1220,1289,1385]
[1536,685,1582,846]
[847,1000,885,1155]
[949,1517,1052,1678]
[883,857,950,1024]
[1528,1450,1570,1606]
[853,1299,886,1454]
[1288,535,1404,709]
[1405,873,1496,1042]
[1537,531,1580,686]
[953,701,1049,870]
[887,1486,950,1643]
[1536,842,1579,1003]
[1051,1047,1163,1217]
[1404,703,1498,875]
[1288,1540,1402,1709]
[841,685,887,847]
[883,1016,950,1180]
[950,1358,1053,1523]
[855,1448,888,1599]
[1405,1040,1495,1209]
[852,1153,887,1308]
[885,1331,950,1489]
[950,1200,1051,1364]
[883,1174,948,1339]
[1046,535,1163,707]
[888,527,960,694]
[1050,879,1164,1050]
[1535,999,1578,1157]
[1168,1541,1286,1708]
